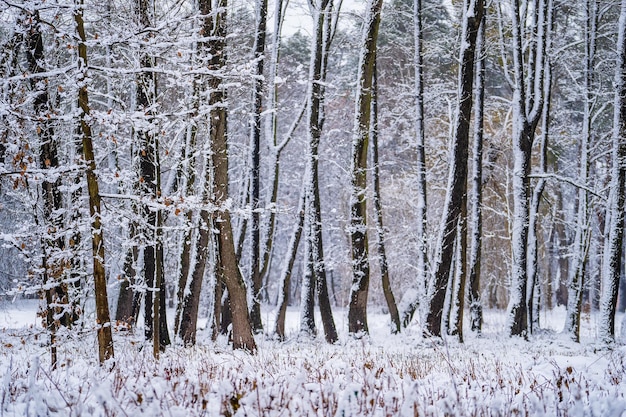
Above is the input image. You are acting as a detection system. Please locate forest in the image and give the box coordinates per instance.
[0,0,626,414]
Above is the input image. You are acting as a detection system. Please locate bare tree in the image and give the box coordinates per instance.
[468,10,486,333]
[400,0,428,328]
[74,0,114,364]
[247,0,269,334]
[599,0,626,344]
[348,0,384,336]
[425,0,484,338]
[506,0,551,337]
[565,0,596,342]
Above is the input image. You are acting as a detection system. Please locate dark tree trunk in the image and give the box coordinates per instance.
[274,188,305,340]
[401,0,428,329]
[348,0,383,337]
[425,0,484,338]
[116,221,140,326]
[74,1,114,364]
[468,12,486,334]
[248,0,269,334]
[599,0,626,343]
[205,0,256,351]
[299,0,338,344]
[371,64,400,334]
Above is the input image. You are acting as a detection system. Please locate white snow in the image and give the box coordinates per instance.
[1,300,625,416]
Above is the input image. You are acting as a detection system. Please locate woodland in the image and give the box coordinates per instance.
[0,0,625,372]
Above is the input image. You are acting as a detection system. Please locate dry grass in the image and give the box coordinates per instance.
[2,327,625,416]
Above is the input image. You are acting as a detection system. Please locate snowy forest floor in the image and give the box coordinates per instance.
[1,300,625,416]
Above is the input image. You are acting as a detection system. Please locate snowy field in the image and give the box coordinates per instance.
[1,300,625,416]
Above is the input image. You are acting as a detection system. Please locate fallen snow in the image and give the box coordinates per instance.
[1,300,625,416]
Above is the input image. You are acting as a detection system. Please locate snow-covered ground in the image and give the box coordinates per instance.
[1,300,625,416]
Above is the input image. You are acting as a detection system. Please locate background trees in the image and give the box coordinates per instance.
[0,0,625,360]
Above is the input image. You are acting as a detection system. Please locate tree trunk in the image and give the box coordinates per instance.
[248,0,269,334]
[174,111,198,337]
[599,0,626,344]
[400,0,428,329]
[274,185,306,340]
[565,0,595,342]
[506,0,550,338]
[25,11,66,367]
[425,0,484,338]
[205,0,256,351]
[468,12,486,334]
[348,0,383,337]
[299,0,338,343]
[74,1,114,364]
[371,63,400,334]
[116,220,140,326]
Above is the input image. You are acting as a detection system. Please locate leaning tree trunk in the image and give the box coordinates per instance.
[207,0,256,351]
[274,185,306,340]
[599,0,626,344]
[425,0,484,338]
[347,0,383,337]
[74,1,114,364]
[371,63,400,334]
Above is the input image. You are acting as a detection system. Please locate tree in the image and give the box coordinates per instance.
[74,0,114,364]
[599,0,626,344]
[468,10,486,333]
[348,0,384,336]
[247,0,269,334]
[183,0,256,351]
[134,0,170,354]
[299,0,338,343]
[506,0,551,337]
[425,0,484,338]
[23,9,68,367]
[371,64,401,334]
[565,0,596,342]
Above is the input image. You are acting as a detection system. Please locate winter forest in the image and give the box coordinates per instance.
[1,0,626,415]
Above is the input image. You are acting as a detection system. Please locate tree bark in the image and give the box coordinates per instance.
[348,0,383,336]
[506,0,551,338]
[205,0,256,351]
[400,0,428,329]
[468,12,486,334]
[299,0,338,344]
[425,0,484,338]
[248,0,269,334]
[371,63,400,334]
[565,0,595,342]
[74,1,114,364]
[599,0,626,344]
